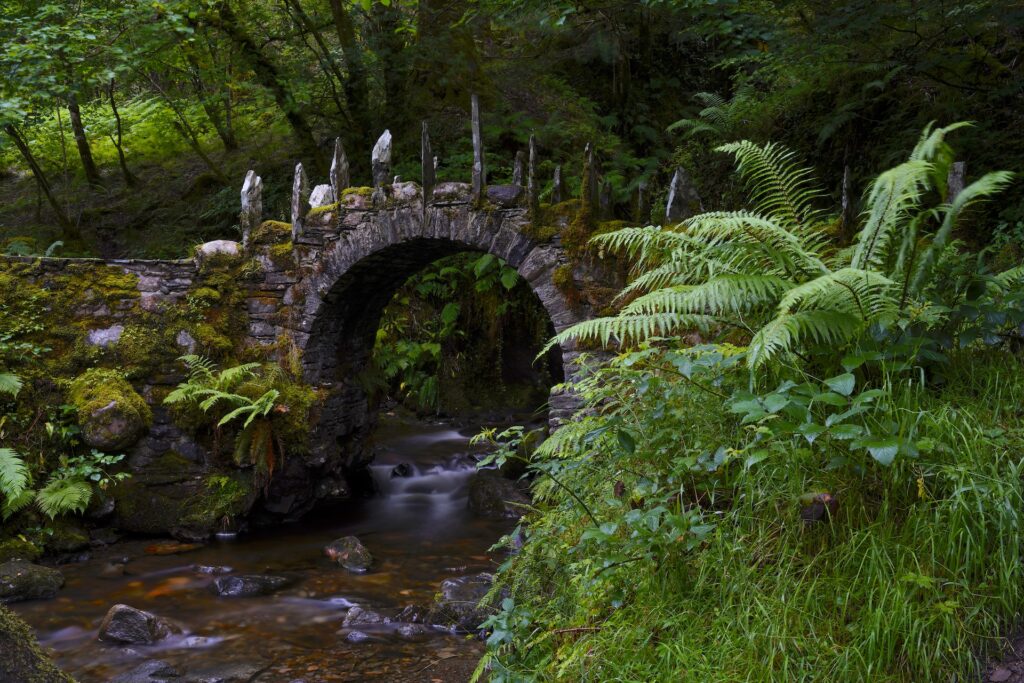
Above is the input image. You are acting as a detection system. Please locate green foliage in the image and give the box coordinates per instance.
[550,124,1018,370]
[164,355,314,488]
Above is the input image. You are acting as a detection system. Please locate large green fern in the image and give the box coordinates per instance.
[548,123,1015,369]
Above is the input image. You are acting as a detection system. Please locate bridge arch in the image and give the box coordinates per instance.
[273,192,590,511]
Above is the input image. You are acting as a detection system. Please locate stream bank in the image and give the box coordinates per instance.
[9,413,527,682]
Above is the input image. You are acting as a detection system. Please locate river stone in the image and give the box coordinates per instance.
[110,659,180,683]
[324,536,373,573]
[87,324,124,347]
[0,560,64,603]
[396,623,432,638]
[430,573,496,632]
[486,184,524,208]
[467,471,530,519]
[345,630,371,643]
[211,574,293,598]
[342,606,389,627]
[390,463,412,478]
[0,605,74,682]
[98,604,174,644]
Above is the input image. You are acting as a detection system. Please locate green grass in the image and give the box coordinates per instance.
[481,349,1024,682]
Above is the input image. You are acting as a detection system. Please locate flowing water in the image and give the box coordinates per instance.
[12,413,516,682]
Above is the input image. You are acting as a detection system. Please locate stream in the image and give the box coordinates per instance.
[11,413,516,682]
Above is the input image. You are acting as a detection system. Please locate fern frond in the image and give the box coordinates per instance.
[715,141,825,230]
[216,362,262,390]
[748,311,863,368]
[0,448,29,500]
[685,211,828,278]
[851,160,932,270]
[908,171,1015,296]
[777,268,897,320]
[35,475,92,518]
[541,313,718,355]
[909,121,972,162]
[623,275,793,317]
[990,264,1024,291]
[0,372,22,396]
[2,488,34,521]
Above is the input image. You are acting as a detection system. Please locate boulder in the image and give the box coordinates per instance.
[0,605,74,682]
[429,572,498,632]
[324,536,373,573]
[69,368,151,452]
[194,240,241,265]
[467,471,530,519]
[98,604,175,645]
[308,183,334,208]
[486,184,524,207]
[342,606,389,627]
[0,560,64,603]
[211,574,293,598]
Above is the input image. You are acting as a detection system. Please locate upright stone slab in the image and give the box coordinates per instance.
[372,130,392,187]
[330,138,350,201]
[512,150,525,187]
[421,121,435,206]
[600,179,612,219]
[582,143,599,215]
[239,170,262,246]
[947,161,966,201]
[636,179,650,224]
[471,94,485,203]
[527,135,539,219]
[290,162,309,241]
[551,165,563,204]
[665,167,702,223]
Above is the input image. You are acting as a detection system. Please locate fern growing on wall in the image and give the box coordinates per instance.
[549,123,1017,368]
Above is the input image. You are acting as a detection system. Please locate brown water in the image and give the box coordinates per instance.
[12,414,515,682]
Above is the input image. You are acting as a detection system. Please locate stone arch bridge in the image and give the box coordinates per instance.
[0,109,653,532]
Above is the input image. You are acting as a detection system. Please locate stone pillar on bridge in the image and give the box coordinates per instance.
[240,170,262,247]
[291,162,309,241]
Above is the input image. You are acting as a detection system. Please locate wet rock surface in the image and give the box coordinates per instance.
[211,574,294,598]
[324,536,373,573]
[468,470,530,519]
[110,659,180,683]
[0,560,64,603]
[429,572,498,632]
[98,604,175,644]
[342,605,390,627]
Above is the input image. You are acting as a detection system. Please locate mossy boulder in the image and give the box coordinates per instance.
[0,538,42,564]
[0,560,64,603]
[0,605,75,682]
[113,468,253,541]
[44,522,90,555]
[69,369,152,452]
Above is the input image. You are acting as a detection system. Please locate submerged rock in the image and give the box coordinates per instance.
[0,560,64,603]
[110,659,180,682]
[211,574,293,598]
[0,605,74,682]
[390,463,412,478]
[429,573,497,632]
[396,623,432,638]
[324,536,373,573]
[98,604,175,645]
[345,630,371,643]
[467,471,530,519]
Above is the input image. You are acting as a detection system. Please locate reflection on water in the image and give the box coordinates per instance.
[12,414,514,682]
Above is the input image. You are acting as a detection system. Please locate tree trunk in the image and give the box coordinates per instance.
[66,92,103,187]
[327,0,370,141]
[107,81,139,187]
[3,124,76,237]
[185,47,239,151]
[283,0,354,126]
[367,1,409,132]
[144,72,228,183]
[209,0,325,174]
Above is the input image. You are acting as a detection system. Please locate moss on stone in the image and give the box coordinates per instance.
[553,263,581,309]
[179,473,251,530]
[249,220,292,246]
[68,368,152,451]
[0,606,75,683]
[307,202,340,218]
[268,242,295,267]
[0,538,42,564]
[342,186,374,198]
